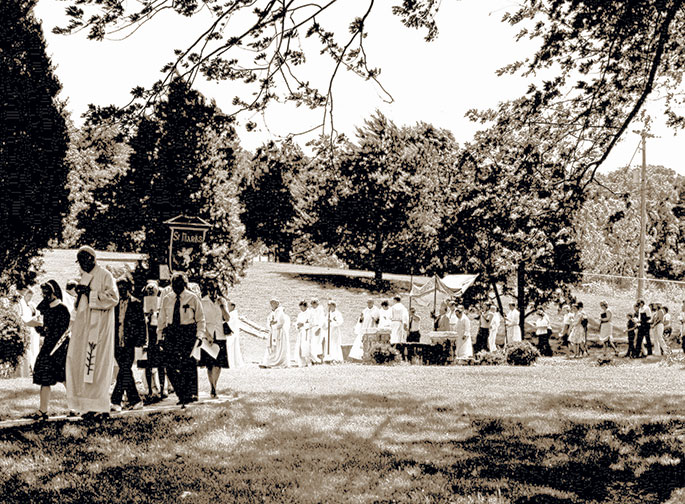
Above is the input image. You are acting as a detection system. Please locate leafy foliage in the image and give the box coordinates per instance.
[0,0,70,293]
[77,78,249,290]
[239,140,305,262]
[369,342,400,365]
[0,301,29,369]
[474,350,507,366]
[505,341,540,366]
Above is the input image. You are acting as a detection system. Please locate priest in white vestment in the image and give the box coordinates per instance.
[261,299,290,368]
[453,305,473,358]
[309,298,325,363]
[390,296,409,344]
[349,299,380,360]
[323,300,344,363]
[505,303,522,344]
[66,246,119,415]
[488,304,501,352]
[226,302,244,369]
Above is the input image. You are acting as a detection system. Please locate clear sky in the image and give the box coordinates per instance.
[34,0,684,174]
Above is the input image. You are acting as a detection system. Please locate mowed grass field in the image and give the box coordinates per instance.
[1,249,683,503]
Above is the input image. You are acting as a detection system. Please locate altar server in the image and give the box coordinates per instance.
[505,302,522,344]
[488,304,501,351]
[453,305,473,358]
[226,302,244,369]
[295,301,313,367]
[261,299,291,368]
[390,296,409,344]
[309,298,325,363]
[323,300,344,363]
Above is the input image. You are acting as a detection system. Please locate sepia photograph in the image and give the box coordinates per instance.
[1,0,684,502]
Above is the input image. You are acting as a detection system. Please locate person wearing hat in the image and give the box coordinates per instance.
[323,300,344,363]
[157,272,206,406]
[110,276,146,412]
[66,246,119,418]
[261,298,291,368]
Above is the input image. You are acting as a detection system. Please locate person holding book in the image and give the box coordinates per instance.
[29,281,70,420]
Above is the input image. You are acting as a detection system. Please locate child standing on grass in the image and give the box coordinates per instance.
[29,282,70,420]
[625,311,637,358]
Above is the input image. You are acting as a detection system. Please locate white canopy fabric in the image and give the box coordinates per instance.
[408,274,479,308]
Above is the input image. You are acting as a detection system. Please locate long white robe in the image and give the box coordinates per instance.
[505,309,522,343]
[66,264,119,413]
[488,311,501,351]
[378,308,392,331]
[323,309,344,363]
[261,306,290,368]
[454,314,473,358]
[349,305,380,360]
[309,305,325,361]
[295,309,312,367]
[390,302,409,344]
[226,309,244,369]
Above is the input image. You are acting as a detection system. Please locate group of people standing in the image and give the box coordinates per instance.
[21,246,244,420]
[260,297,345,368]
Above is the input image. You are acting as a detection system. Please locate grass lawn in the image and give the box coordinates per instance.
[2,250,684,503]
[1,359,684,503]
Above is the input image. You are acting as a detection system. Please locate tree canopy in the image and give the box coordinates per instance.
[0,0,69,292]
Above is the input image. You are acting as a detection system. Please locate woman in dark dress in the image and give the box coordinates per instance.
[31,281,70,420]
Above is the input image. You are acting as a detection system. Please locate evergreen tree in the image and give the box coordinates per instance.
[0,0,69,291]
[77,78,249,289]
[240,140,305,262]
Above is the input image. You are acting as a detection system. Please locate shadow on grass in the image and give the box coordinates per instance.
[278,272,411,295]
[0,392,683,503]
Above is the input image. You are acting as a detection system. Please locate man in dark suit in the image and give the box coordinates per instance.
[111,276,146,411]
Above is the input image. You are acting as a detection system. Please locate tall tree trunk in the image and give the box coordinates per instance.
[517,262,526,339]
[491,277,504,316]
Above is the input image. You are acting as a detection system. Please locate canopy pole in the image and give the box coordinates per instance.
[433,275,438,315]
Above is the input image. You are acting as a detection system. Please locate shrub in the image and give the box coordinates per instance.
[369,343,400,365]
[505,341,540,366]
[475,349,506,366]
[0,301,28,370]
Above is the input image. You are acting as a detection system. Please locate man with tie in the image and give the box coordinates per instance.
[157,273,206,406]
[111,276,146,412]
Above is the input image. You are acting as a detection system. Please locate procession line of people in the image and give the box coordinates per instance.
[17,247,244,420]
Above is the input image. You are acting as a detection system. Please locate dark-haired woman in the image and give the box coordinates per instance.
[30,282,70,420]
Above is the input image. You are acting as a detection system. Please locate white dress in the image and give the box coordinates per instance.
[309,306,325,360]
[598,310,613,343]
[505,309,522,343]
[390,303,408,344]
[226,309,244,369]
[454,314,473,358]
[488,311,501,351]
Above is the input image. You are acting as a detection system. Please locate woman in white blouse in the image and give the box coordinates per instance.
[199,288,230,398]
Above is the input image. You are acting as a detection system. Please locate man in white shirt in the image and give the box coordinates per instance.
[157,273,206,406]
[390,296,409,344]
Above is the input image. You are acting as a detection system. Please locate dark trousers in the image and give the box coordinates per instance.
[407,331,421,343]
[112,345,141,406]
[165,324,198,403]
[474,328,489,353]
[537,330,553,356]
[626,330,636,357]
[634,325,652,357]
